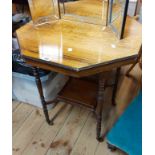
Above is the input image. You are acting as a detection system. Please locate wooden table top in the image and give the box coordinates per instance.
[16,16,141,77]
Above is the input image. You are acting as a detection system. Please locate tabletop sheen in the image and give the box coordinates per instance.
[16,16,142,72]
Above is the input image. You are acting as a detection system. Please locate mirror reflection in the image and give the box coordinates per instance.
[59,0,108,25]
[28,0,59,26]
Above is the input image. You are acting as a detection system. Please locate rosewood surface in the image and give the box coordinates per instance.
[16,17,141,77]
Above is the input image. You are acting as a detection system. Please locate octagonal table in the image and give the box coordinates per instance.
[16,16,142,142]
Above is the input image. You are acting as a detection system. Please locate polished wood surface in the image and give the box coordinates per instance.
[16,16,141,75]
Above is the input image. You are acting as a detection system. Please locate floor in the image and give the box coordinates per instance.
[13,64,141,155]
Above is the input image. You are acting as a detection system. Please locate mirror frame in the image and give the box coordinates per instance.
[108,0,129,39]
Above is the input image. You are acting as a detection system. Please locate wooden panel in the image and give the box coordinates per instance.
[58,78,98,109]
[16,16,141,72]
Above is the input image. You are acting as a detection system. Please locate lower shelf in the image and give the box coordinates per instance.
[58,78,98,110]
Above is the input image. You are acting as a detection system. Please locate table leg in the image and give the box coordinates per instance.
[112,67,121,106]
[32,67,53,125]
[96,73,106,142]
[126,63,137,76]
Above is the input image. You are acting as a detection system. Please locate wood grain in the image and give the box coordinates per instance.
[16,17,141,75]
[46,106,90,155]
[70,113,98,155]
[13,108,44,155]
[12,100,21,112]
[13,103,34,136]
[22,103,73,155]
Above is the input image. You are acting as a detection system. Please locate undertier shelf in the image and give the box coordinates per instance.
[58,78,98,110]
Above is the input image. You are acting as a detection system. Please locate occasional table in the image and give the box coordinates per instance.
[16,16,142,142]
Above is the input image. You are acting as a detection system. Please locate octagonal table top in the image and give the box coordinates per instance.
[16,16,141,77]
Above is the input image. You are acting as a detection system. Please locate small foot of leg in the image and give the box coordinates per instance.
[48,121,54,126]
[107,143,117,151]
[96,136,104,142]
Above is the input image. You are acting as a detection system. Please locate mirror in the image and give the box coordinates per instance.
[28,0,129,39]
[59,0,109,26]
[28,0,60,26]
[108,0,129,39]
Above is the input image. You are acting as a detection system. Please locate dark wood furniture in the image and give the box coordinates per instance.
[32,66,121,142]
[16,14,141,141]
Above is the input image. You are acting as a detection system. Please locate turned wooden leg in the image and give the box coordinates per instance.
[96,73,106,142]
[33,67,53,125]
[112,67,121,106]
